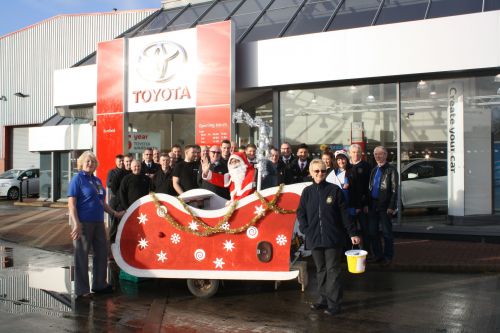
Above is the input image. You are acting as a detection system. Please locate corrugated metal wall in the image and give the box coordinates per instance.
[0,10,156,127]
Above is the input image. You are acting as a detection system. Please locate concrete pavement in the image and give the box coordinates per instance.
[1,200,500,332]
[1,200,500,272]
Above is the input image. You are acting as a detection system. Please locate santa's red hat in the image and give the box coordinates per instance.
[228,151,254,169]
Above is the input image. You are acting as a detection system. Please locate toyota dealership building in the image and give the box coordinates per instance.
[4,0,500,227]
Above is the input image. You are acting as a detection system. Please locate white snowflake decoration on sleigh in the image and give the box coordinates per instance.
[188,220,199,231]
[170,233,181,244]
[254,205,266,217]
[213,257,225,269]
[276,234,287,246]
[223,240,235,252]
[156,250,167,263]
[220,222,230,230]
[138,238,149,249]
[137,213,148,225]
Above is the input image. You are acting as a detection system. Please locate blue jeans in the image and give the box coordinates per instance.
[368,208,394,260]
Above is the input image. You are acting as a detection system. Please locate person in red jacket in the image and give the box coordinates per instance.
[201,151,256,201]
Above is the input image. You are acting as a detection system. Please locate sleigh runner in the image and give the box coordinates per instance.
[111,183,308,296]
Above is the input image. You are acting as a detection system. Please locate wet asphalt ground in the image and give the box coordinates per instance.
[1,241,500,332]
[1,200,500,332]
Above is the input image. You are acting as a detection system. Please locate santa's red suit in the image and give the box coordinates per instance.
[204,152,256,201]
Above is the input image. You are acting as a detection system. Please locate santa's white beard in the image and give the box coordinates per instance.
[228,163,247,192]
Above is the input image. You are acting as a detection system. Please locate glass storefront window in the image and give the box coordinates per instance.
[401,80,448,222]
[281,74,500,224]
[280,84,397,160]
[39,153,52,199]
[128,110,195,154]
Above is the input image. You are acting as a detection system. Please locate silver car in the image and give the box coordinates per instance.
[0,168,40,200]
[400,159,447,209]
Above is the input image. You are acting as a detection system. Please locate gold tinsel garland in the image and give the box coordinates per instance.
[149,184,296,237]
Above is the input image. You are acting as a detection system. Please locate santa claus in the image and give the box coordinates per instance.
[201,151,256,201]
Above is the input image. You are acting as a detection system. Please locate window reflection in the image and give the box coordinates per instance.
[280,75,500,222]
[280,84,397,160]
[376,0,428,25]
[329,0,380,31]
[427,0,482,19]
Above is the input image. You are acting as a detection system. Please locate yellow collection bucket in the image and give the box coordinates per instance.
[345,249,368,274]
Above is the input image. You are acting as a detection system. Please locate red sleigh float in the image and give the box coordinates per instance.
[111,183,309,297]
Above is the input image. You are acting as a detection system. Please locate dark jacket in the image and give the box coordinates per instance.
[266,159,286,186]
[283,158,312,184]
[368,162,399,210]
[106,167,127,209]
[141,161,160,176]
[197,161,230,199]
[152,168,176,196]
[350,160,372,209]
[119,173,151,209]
[297,181,357,250]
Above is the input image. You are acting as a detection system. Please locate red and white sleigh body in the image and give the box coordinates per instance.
[111,183,308,283]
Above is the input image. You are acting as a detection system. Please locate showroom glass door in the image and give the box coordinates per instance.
[128,110,195,155]
[400,80,448,223]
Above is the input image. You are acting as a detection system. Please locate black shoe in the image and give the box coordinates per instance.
[92,285,114,294]
[75,293,93,301]
[310,303,328,310]
[381,259,392,267]
[324,307,341,316]
[367,256,384,263]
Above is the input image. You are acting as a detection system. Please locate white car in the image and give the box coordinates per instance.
[400,159,447,209]
[0,168,40,200]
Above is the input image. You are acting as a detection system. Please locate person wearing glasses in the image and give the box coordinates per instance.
[140,148,159,178]
[296,159,360,316]
[197,145,230,199]
[280,142,294,165]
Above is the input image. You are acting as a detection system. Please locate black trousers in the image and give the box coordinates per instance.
[312,247,343,309]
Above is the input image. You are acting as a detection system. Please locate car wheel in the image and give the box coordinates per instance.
[186,279,219,298]
[7,187,19,200]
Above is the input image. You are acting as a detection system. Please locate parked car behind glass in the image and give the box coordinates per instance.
[400,159,447,209]
[0,168,40,200]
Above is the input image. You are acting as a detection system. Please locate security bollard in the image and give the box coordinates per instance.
[18,179,23,202]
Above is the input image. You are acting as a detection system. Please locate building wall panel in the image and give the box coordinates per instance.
[0,10,156,127]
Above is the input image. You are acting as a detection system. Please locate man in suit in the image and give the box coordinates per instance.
[284,143,312,184]
[141,148,159,178]
[280,142,294,165]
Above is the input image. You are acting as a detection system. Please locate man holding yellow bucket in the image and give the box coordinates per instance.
[296,159,360,316]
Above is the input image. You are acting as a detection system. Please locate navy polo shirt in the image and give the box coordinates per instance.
[68,171,106,223]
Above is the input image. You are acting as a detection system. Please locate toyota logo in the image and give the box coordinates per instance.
[136,41,187,82]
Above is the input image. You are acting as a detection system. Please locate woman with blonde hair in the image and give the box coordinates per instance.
[68,151,124,299]
[297,159,360,316]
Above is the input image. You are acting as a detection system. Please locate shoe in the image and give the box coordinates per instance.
[381,259,392,267]
[367,256,384,263]
[91,285,114,294]
[324,307,341,316]
[75,293,93,300]
[310,303,328,310]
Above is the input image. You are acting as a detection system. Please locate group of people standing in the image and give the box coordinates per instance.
[66,140,399,310]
